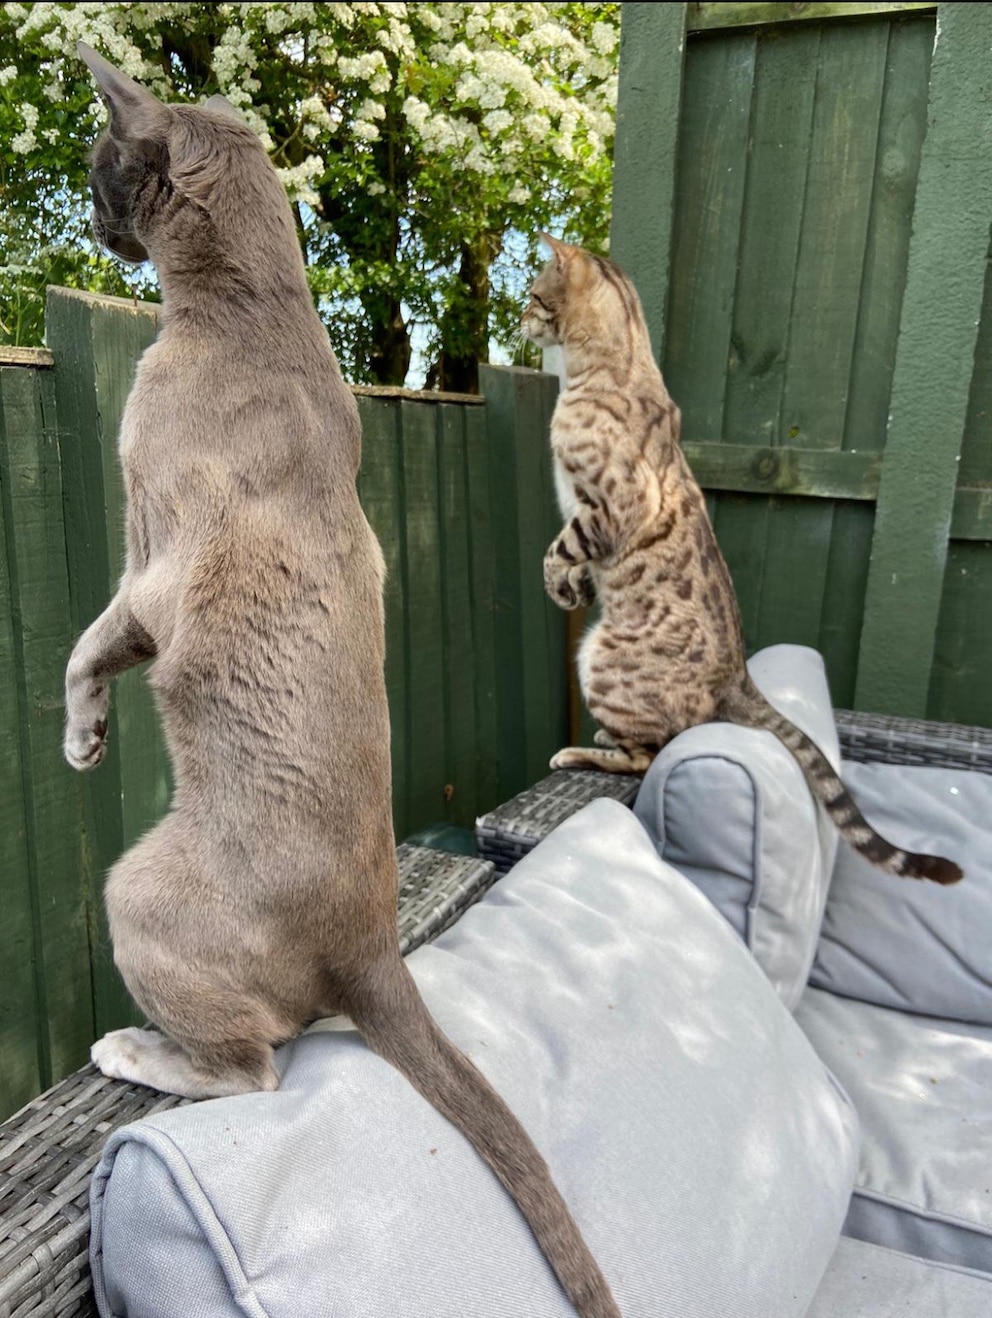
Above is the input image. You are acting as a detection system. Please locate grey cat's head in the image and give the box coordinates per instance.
[79,43,275,271]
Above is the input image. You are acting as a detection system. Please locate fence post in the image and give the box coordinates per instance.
[855,4,992,715]
[609,2,688,365]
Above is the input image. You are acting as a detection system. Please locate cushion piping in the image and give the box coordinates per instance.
[91,1126,273,1318]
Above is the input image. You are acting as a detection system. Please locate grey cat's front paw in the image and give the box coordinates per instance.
[64,686,109,771]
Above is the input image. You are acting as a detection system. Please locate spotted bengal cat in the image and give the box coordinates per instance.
[521,234,961,885]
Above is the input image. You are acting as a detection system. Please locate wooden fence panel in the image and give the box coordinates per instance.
[0,355,92,1107]
[615,2,992,724]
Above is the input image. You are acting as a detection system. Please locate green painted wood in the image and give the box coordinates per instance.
[0,370,47,1118]
[664,29,756,436]
[610,3,688,364]
[436,404,477,827]
[959,255,992,486]
[781,20,888,449]
[515,369,567,784]
[856,4,992,717]
[462,402,501,810]
[0,365,92,1089]
[480,366,528,798]
[47,289,157,1035]
[683,442,881,499]
[356,396,409,840]
[399,400,447,832]
[950,489,992,543]
[817,501,877,708]
[842,14,934,453]
[480,366,567,796]
[928,542,992,727]
[688,2,935,32]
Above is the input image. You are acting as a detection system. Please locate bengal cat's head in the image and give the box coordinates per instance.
[79,43,290,274]
[520,234,646,352]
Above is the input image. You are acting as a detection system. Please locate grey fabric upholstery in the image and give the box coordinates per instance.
[807,1237,992,1317]
[91,801,858,1318]
[634,644,840,1010]
[797,987,992,1273]
[810,761,992,1024]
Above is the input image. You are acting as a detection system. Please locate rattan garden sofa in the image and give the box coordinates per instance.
[3,643,991,1317]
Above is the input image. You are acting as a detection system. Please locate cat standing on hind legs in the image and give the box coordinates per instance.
[522,234,962,886]
[65,47,621,1318]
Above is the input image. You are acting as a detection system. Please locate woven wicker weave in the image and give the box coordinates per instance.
[0,844,495,1318]
[475,768,642,876]
[475,711,992,877]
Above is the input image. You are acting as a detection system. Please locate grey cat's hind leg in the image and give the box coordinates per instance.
[550,741,655,774]
[92,1026,279,1099]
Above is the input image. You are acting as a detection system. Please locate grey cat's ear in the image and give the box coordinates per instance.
[204,94,244,123]
[78,42,169,140]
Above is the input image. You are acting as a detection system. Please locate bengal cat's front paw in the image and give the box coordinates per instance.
[64,685,109,771]
[544,555,594,610]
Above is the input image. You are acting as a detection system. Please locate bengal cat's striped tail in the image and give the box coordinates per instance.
[718,679,963,885]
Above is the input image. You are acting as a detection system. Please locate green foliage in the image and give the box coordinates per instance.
[0,3,619,385]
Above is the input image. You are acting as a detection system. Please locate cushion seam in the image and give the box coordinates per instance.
[93,1126,274,1318]
[657,751,764,953]
[852,1183,992,1238]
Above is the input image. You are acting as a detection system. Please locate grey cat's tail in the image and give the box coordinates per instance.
[718,678,963,886]
[347,955,621,1318]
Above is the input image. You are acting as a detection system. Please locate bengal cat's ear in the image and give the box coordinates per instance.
[539,232,573,272]
[78,42,170,142]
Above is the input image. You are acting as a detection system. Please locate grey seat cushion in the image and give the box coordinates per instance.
[634,644,840,1011]
[91,801,858,1318]
[797,987,992,1273]
[807,1236,992,1317]
[810,761,992,1024]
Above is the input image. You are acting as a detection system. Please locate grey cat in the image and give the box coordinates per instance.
[66,44,620,1318]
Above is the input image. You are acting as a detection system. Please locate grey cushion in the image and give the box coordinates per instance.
[810,761,992,1024]
[634,643,840,1011]
[808,1236,992,1317]
[797,987,992,1273]
[90,800,858,1318]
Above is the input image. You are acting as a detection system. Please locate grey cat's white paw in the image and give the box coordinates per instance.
[64,718,108,770]
[91,1027,158,1083]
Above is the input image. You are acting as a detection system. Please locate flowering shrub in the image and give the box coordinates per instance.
[0,2,619,386]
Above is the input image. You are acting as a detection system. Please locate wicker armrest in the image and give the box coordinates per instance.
[0,844,496,1318]
[476,768,642,875]
[835,709,992,774]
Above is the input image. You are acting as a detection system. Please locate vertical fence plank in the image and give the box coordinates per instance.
[856,4,992,715]
[47,288,159,1035]
[0,364,92,1090]
[610,2,688,364]
[437,404,477,826]
[842,15,934,453]
[463,402,501,809]
[480,365,567,797]
[356,396,409,840]
[665,29,756,434]
[0,371,47,1116]
[399,400,447,830]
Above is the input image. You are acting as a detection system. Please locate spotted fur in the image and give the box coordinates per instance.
[522,235,961,886]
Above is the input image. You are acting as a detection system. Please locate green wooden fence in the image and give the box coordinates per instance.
[613,1,992,723]
[0,289,566,1118]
